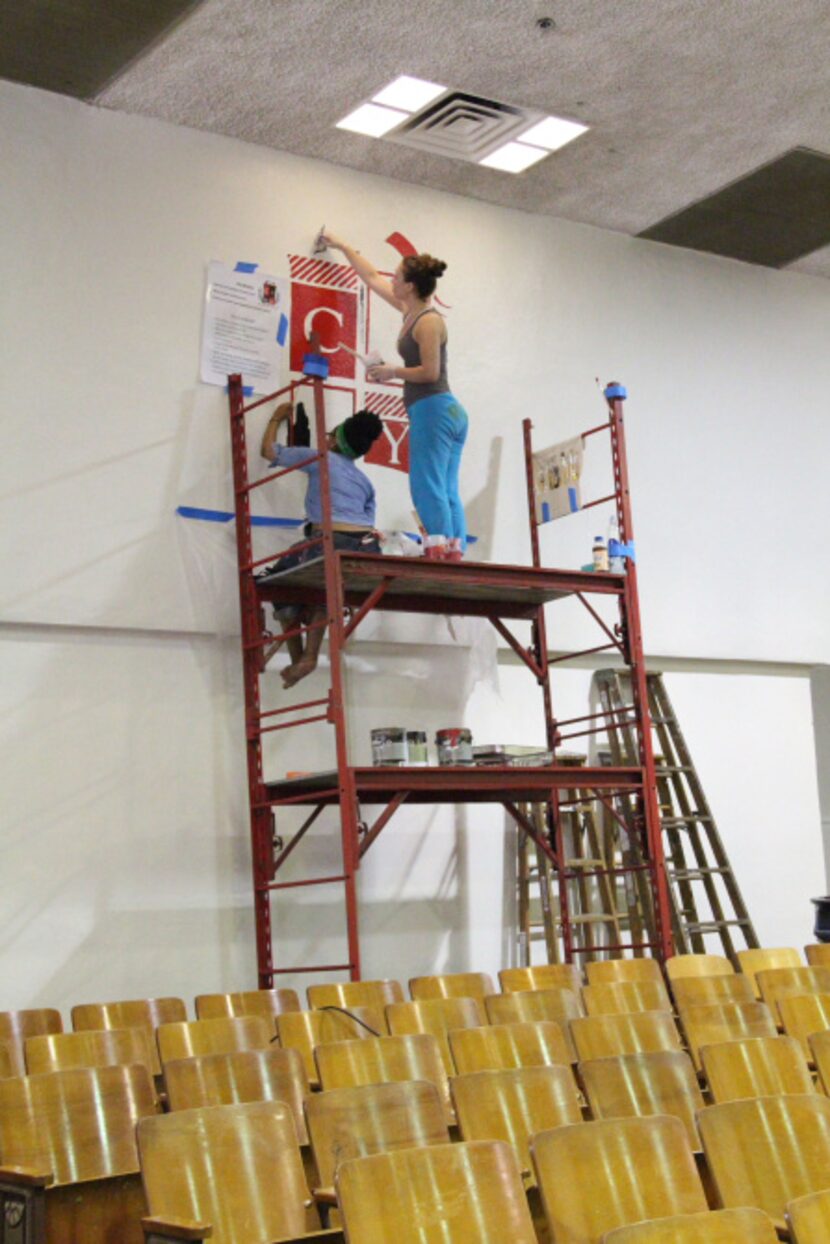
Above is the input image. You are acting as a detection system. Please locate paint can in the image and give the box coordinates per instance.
[406,731,429,766]
[371,727,408,766]
[436,727,474,766]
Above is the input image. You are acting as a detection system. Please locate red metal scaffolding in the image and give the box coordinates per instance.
[229,364,673,985]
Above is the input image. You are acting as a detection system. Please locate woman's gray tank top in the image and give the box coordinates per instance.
[397,308,449,410]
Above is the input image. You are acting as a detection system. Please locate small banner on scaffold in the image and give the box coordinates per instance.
[532,435,584,523]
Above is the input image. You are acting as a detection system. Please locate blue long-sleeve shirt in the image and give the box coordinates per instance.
[270,445,376,527]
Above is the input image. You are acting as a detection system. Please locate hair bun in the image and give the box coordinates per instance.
[424,255,447,278]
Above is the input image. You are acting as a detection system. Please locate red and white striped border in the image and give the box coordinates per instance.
[289,255,358,290]
[365,392,407,420]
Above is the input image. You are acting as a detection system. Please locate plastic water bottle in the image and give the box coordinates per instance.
[607,515,625,573]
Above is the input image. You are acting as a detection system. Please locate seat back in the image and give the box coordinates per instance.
[449,1021,571,1075]
[532,1114,707,1244]
[698,1094,830,1227]
[0,1038,15,1079]
[155,1015,271,1068]
[194,987,300,1027]
[804,943,830,968]
[314,1032,451,1120]
[756,966,830,1020]
[72,997,186,1076]
[583,980,672,1017]
[451,1064,582,1180]
[307,978,404,1011]
[139,1100,317,1244]
[0,1008,63,1076]
[671,973,755,1010]
[0,1063,157,1184]
[386,997,483,1074]
[680,1001,777,1071]
[787,1187,830,1243]
[779,992,830,1061]
[305,1079,449,1191]
[603,1207,779,1242]
[336,1139,538,1243]
[276,1005,384,1084]
[570,1011,682,1063]
[585,958,664,987]
[410,971,495,1002]
[164,1046,309,1143]
[25,1026,155,1078]
[580,1050,704,1152]
[485,988,583,1059]
[701,1036,816,1104]
[807,1029,830,1093]
[499,964,582,993]
[665,954,735,982]
[737,948,802,996]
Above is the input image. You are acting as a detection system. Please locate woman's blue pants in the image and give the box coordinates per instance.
[408,393,469,547]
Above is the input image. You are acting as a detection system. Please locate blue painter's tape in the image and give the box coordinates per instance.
[276,313,288,346]
[541,501,551,524]
[568,486,578,512]
[604,382,627,400]
[234,261,258,273]
[176,506,303,528]
[224,382,254,396]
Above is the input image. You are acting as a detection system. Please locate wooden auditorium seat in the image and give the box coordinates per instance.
[164,1047,309,1143]
[499,964,582,993]
[664,953,735,983]
[155,1015,271,1069]
[585,958,665,987]
[24,1026,155,1078]
[307,979,404,1011]
[698,1094,830,1232]
[0,1008,63,1077]
[778,992,830,1060]
[72,997,186,1077]
[314,1032,452,1122]
[570,1011,682,1063]
[0,1063,158,1244]
[335,1139,537,1243]
[138,1100,338,1244]
[679,1000,777,1071]
[304,1079,449,1204]
[194,987,301,1029]
[409,971,495,1003]
[580,1050,704,1151]
[700,1035,816,1104]
[385,996,483,1074]
[485,987,584,1059]
[807,1029,830,1092]
[787,1187,830,1243]
[602,1207,779,1242]
[450,1064,582,1184]
[736,947,802,997]
[804,943,830,968]
[755,965,830,1021]
[0,1037,18,1078]
[670,972,754,1010]
[531,1114,707,1244]
[582,979,673,1017]
[276,1006,384,1087]
[448,1020,572,1076]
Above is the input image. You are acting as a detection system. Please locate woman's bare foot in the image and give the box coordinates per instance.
[281,657,318,688]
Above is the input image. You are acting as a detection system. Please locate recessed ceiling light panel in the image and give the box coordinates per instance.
[372,75,446,112]
[336,102,409,138]
[519,115,588,151]
[479,141,549,173]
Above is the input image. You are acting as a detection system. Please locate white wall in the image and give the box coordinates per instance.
[1,80,827,1010]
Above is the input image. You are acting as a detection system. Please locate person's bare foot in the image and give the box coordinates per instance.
[281,657,318,688]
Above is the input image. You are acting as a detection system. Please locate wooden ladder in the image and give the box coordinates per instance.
[594,669,759,964]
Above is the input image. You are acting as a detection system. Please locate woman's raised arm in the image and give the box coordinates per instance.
[321,231,403,310]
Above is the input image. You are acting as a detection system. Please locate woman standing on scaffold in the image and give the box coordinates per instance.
[321,231,468,561]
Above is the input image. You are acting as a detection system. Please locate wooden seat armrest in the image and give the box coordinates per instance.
[267,1232,344,1244]
[0,1165,53,1188]
[142,1214,213,1240]
[311,1187,337,1205]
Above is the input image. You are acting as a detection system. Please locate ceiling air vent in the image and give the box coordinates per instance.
[386,91,544,163]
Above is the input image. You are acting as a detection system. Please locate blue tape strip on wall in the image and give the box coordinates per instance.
[176,507,303,528]
[276,313,288,346]
[234,261,259,273]
[224,382,254,396]
[568,487,579,512]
